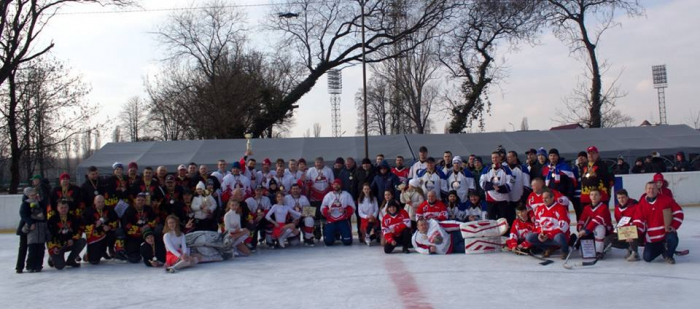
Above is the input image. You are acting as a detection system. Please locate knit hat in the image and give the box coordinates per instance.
[653,173,665,183]
[59,172,70,181]
[263,158,272,165]
[526,148,537,155]
[548,148,560,157]
[577,151,587,158]
[333,179,342,186]
[23,187,36,196]
[142,227,154,240]
[474,156,483,163]
[231,161,241,169]
[196,181,205,190]
[178,164,187,170]
[536,147,547,157]
[335,157,345,165]
[112,162,124,170]
[379,160,390,170]
[361,158,372,165]
[408,178,420,188]
[30,174,41,180]
[128,162,138,169]
[298,158,306,164]
[452,156,463,164]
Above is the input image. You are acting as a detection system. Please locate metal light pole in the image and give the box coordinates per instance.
[652,65,668,125]
[361,0,369,159]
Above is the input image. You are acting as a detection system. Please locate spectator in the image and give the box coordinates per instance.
[613,156,630,175]
[631,158,646,174]
[672,152,692,172]
[648,152,667,173]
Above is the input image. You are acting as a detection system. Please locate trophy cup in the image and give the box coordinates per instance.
[244,132,253,155]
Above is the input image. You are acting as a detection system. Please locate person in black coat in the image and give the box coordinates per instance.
[16,187,49,273]
[613,156,630,175]
[139,227,166,267]
[371,160,401,205]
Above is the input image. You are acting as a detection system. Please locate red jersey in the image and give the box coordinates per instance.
[506,218,534,250]
[577,202,613,233]
[416,200,448,221]
[533,201,570,240]
[382,209,411,243]
[525,189,568,220]
[671,201,683,230]
[614,200,641,228]
[635,195,673,243]
[392,167,409,185]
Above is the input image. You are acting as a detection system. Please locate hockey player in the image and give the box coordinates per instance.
[130,167,164,213]
[416,191,448,221]
[635,182,679,264]
[412,218,460,255]
[416,157,446,200]
[127,162,140,187]
[506,151,530,208]
[479,151,514,225]
[577,189,614,259]
[122,193,158,263]
[221,162,252,203]
[224,200,252,256]
[174,164,191,190]
[526,177,570,219]
[266,192,302,248]
[47,200,86,269]
[269,166,294,194]
[285,184,315,246]
[443,156,475,203]
[652,173,674,198]
[211,159,230,184]
[408,146,429,179]
[49,172,83,218]
[464,190,488,221]
[392,156,409,185]
[445,190,467,222]
[307,156,334,207]
[526,190,570,258]
[107,162,130,205]
[139,227,165,267]
[82,195,119,264]
[163,215,199,273]
[320,179,355,246]
[382,200,412,254]
[506,204,534,253]
[437,151,453,175]
[257,158,277,188]
[81,166,106,210]
[357,183,379,245]
[611,189,641,261]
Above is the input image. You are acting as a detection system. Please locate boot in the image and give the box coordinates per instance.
[627,251,640,262]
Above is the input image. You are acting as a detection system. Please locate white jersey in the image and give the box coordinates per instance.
[446,204,467,222]
[265,204,301,224]
[411,219,451,255]
[286,169,305,185]
[357,197,379,219]
[222,173,251,195]
[306,166,334,201]
[211,169,230,184]
[257,170,277,188]
[479,165,514,202]
[464,205,487,221]
[244,168,259,188]
[508,165,530,203]
[444,170,475,202]
[408,160,427,179]
[267,174,294,194]
[284,194,311,213]
[419,170,443,200]
[245,196,272,214]
[320,190,355,222]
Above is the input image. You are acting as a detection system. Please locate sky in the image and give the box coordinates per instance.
[38,0,700,144]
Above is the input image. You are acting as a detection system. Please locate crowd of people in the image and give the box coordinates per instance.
[613,151,695,174]
[15,145,686,274]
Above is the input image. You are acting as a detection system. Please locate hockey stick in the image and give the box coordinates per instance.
[562,236,581,270]
[514,248,553,266]
[567,242,613,268]
[675,249,689,256]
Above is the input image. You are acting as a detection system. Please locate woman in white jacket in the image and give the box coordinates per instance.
[400,178,425,233]
[223,200,251,256]
[191,181,218,231]
[357,183,379,246]
[163,215,199,273]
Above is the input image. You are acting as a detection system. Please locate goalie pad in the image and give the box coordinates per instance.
[460,218,509,239]
[464,236,507,254]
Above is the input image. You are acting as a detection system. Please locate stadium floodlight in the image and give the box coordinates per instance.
[651,65,668,125]
[327,69,342,137]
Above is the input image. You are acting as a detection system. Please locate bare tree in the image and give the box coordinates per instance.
[112,126,122,143]
[355,76,391,136]
[120,96,145,142]
[440,0,542,133]
[546,0,643,128]
[303,128,311,138]
[685,109,700,130]
[313,123,322,138]
[555,74,633,127]
[266,0,453,137]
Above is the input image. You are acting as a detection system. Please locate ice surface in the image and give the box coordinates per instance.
[2,209,699,309]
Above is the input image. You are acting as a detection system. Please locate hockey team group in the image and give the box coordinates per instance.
[15,145,685,273]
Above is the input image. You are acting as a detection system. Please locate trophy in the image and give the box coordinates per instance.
[244,132,253,155]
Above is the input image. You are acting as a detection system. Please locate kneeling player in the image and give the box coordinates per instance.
[506,204,534,254]
[526,190,570,258]
[382,200,412,254]
[611,189,641,261]
[321,179,355,246]
[577,189,613,259]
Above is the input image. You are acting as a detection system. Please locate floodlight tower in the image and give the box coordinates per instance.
[652,65,668,125]
[327,69,342,137]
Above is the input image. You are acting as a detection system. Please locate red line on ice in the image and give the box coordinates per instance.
[384,257,433,309]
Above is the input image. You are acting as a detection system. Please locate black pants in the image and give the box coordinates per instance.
[125,237,143,263]
[16,233,28,271]
[487,201,515,227]
[26,243,46,271]
[384,229,412,254]
[87,232,117,264]
[51,239,87,270]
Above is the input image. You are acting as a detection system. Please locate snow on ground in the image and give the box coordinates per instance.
[2,209,699,309]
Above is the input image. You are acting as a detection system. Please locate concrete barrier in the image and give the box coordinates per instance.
[615,171,700,206]
[0,194,22,231]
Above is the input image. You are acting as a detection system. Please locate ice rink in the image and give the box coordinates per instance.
[2,209,699,309]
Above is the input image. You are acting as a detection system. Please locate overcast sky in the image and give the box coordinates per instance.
[40,0,700,143]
